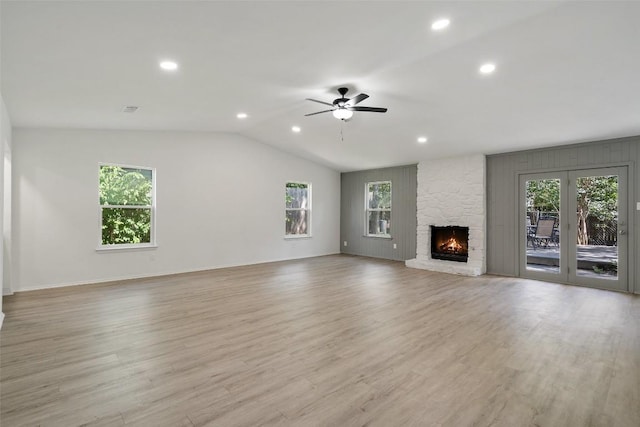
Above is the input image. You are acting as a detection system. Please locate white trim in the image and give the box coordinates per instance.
[0,312,4,330]
[101,204,150,209]
[96,243,158,252]
[284,234,312,240]
[98,161,155,171]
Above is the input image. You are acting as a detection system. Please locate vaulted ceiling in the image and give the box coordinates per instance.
[2,1,640,171]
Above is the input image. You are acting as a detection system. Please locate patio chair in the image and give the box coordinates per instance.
[526,218,536,247]
[531,218,556,249]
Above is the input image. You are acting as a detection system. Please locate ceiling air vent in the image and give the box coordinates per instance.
[122,106,139,113]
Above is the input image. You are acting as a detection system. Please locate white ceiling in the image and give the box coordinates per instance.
[2,1,640,171]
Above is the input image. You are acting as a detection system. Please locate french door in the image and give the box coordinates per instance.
[520,167,628,292]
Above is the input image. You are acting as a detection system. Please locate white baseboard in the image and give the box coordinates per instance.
[14,252,342,293]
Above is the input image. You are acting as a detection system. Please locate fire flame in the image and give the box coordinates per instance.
[440,237,464,253]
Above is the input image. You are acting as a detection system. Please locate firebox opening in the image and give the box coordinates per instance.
[430,226,469,263]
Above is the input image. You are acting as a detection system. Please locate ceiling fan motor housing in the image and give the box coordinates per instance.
[335,87,350,106]
[333,98,348,107]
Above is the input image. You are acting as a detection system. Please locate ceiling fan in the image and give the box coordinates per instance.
[305,87,388,120]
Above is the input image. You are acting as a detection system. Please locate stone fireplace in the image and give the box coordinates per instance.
[406,155,486,276]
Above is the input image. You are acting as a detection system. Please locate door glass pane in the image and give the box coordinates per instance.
[526,179,561,273]
[575,175,618,280]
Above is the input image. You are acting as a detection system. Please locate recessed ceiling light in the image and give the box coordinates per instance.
[417,136,428,144]
[431,18,450,31]
[291,126,301,133]
[236,113,248,119]
[479,63,496,74]
[159,61,178,71]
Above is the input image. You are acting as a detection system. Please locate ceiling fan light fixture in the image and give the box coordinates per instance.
[333,108,353,120]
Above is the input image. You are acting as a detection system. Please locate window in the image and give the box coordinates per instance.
[99,164,155,248]
[285,182,310,237]
[366,181,391,237]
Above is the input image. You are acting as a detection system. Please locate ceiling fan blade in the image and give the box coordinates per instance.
[306,98,333,107]
[345,93,369,106]
[304,109,334,116]
[348,106,388,113]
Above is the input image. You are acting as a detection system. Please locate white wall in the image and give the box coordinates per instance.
[406,155,486,276]
[3,130,11,296]
[12,129,340,291]
[0,93,11,326]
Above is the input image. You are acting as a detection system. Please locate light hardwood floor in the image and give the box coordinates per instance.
[1,255,639,427]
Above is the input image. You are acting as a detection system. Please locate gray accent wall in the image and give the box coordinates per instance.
[486,135,639,293]
[341,165,417,261]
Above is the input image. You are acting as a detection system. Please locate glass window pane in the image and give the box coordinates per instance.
[575,175,618,280]
[102,207,151,245]
[100,165,152,206]
[525,178,560,274]
[286,210,308,235]
[367,210,391,235]
[368,182,391,209]
[286,183,308,209]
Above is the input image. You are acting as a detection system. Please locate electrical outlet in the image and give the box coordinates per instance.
[343,241,347,247]
[393,243,397,249]
[637,202,640,211]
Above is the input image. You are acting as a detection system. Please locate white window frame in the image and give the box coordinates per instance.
[97,163,157,251]
[365,180,392,238]
[285,181,312,239]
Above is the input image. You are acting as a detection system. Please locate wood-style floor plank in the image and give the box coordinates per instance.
[1,254,639,426]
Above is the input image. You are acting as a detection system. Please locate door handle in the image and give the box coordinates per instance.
[619,230,626,235]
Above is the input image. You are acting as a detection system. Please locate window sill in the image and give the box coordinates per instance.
[364,234,392,239]
[96,244,158,252]
[285,235,312,240]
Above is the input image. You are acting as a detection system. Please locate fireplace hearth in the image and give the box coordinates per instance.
[431,226,469,263]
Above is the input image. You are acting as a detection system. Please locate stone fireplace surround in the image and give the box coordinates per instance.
[406,155,486,276]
